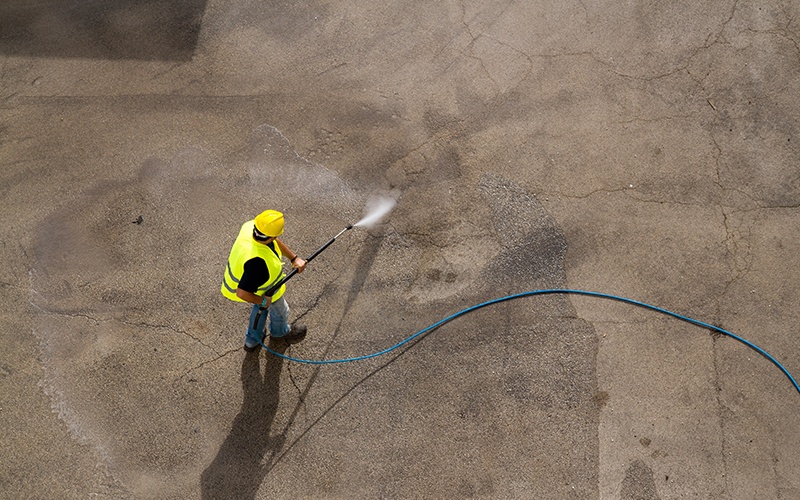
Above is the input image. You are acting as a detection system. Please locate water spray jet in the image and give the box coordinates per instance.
[353,197,396,228]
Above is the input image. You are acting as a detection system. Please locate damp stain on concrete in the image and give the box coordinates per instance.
[621,459,660,500]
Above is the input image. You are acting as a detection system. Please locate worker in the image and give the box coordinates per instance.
[221,210,308,352]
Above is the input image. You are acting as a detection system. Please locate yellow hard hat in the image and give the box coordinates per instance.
[254,210,284,238]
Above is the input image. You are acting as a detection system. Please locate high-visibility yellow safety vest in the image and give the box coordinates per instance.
[221,220,286,302]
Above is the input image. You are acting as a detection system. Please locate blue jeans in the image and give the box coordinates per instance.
[245,297,291,348]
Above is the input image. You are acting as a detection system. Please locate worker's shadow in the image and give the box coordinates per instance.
[200,344,286,500]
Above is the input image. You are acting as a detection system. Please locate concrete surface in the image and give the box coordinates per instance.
[2,1,799,498]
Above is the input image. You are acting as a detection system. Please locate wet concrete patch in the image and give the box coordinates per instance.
[26,121,374,495]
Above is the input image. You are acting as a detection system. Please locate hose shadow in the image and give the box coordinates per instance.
[200,346,286,500]
[264,337,423,475]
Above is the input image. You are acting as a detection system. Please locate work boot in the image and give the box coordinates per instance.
[271,323,307,344]
[286,323,307,341]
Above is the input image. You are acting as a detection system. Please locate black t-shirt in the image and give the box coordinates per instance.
[237,241,279,293]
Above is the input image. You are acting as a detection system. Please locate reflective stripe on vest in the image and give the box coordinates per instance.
[220,220,286,302]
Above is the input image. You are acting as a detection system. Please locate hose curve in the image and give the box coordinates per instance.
[258,289,800,396]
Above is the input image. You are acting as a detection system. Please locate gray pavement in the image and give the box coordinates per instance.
[2,1,799,498]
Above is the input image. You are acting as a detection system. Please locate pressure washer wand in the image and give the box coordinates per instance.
[265,224,353,296]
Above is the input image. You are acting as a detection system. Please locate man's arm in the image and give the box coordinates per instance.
[275,237,307,272]
[235,288,270,307]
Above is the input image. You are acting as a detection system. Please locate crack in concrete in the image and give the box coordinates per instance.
[285,363,305,412]
[453,6,498,89]
[389,129,464,179]
[29,280,240,390]
[117,318,218,353]
[741,23,800,57]
[539,186,716,208]
[589,0,740,84]
[174,346,241,383]
[437,1,536,93]
[29,305,103,326]
[720,209,756,296]
[292,289,326,325]
[755,202,800,210]
[612,114,696,125]
[29,274,219,354]
[710,334,732,497]
[696,6,791,496]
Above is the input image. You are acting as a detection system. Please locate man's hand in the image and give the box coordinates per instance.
[292,257,307,273]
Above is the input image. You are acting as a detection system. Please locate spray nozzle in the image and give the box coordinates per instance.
[346,224,353,230]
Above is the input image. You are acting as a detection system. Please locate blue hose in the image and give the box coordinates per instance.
[259,289,800,395]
